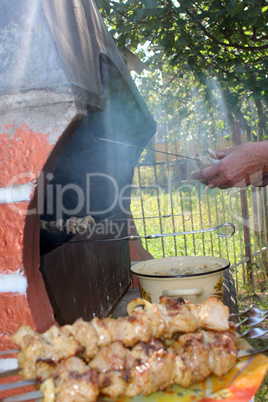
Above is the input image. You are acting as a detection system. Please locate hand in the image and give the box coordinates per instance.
[191,142,268,189]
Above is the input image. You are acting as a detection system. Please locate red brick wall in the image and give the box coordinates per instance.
[0,123,54,351]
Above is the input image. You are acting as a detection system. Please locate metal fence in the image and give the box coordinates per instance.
[131,123,268,297]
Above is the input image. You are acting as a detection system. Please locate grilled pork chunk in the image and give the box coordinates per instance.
[54,369,99,402]
[36,356,88,382]
[12,325,82,379]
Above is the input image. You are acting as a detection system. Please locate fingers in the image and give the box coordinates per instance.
[191,163,236,189]
[206,177,229,189]
[192,168,248,189]
[219,179,247,189]
[215,148,232,160]
[191,164,219,183]
[252,174,268,187]
[192,171,221,189]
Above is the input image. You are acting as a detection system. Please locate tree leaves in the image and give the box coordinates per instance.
[96,0,268,139]
[231,1,245,17]
[141,0,158,9]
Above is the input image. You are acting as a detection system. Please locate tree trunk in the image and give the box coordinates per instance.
[255,99,267,140]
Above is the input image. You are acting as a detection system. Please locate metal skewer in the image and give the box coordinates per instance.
[0,391,108,402]
[0,349,20,356]
[239,327,268,339]
[0,390,42,402]
[0,380,35,393]
[237,346,268,358]
[99,138,198,161]
[235,313,268,329]
[112,212,192,222]
[230,306,268,319]
[65,222,235,244]
[0,368,20,378]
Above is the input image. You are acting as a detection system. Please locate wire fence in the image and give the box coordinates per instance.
[131,123,268,297]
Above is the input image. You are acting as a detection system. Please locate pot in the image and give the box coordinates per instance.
[130,256,230,304]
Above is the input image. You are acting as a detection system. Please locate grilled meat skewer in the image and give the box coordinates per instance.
[11,296,230,379]
[38,330,237,401]
[10,296,235,401]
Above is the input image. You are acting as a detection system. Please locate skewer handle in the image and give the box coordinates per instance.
[0,349,19,356]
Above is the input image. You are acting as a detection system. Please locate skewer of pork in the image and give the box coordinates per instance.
[89,329,237,398]
[11,296,231,380]
[61,295,231,361]
[39,329,237,402]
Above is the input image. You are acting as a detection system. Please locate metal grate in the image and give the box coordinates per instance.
[131,123,268,295]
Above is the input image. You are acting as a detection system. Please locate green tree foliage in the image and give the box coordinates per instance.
[96,0,268,141]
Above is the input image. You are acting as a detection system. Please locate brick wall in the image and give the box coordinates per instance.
[0,89,85,352]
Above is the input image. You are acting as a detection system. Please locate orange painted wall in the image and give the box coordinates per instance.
[0,123,55,349]
[0,293,35,351]
[0,203,28,273]
[0,124,53,272]
[0,123,53,186]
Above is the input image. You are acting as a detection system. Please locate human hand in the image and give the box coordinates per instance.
[191,142,268,189]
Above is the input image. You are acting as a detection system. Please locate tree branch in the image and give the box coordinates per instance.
[101,0,126,17]
[186,8,268,51]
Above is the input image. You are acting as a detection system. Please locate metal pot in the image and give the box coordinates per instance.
[130,256,230,304]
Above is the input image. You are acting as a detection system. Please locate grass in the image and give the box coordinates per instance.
[131,185,244,263]
[130,183,268,401]
[255,373,268,402]
[248,338,268,402]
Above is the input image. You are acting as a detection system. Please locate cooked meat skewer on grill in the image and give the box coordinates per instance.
[10,296,236,401]
[38,330,237,401]
[11,296,231,379]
